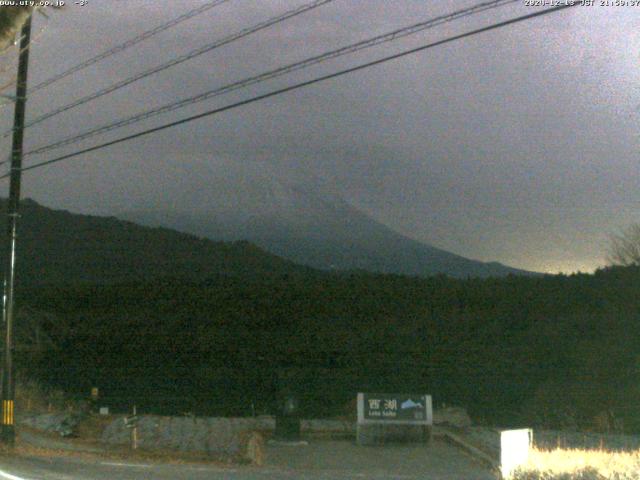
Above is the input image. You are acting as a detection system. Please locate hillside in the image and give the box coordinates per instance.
[20,266,640,431]
[120,165,534,278]
[0,198,309,286]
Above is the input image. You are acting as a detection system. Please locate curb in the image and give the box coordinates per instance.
[437,428,501,477]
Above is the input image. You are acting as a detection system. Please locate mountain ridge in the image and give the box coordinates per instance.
[120,177,535,278]
[0,198,311,286]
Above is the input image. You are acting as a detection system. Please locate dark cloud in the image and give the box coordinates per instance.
[1,1,637,273]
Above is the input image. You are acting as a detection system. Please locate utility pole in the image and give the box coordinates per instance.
[1,14,32,446]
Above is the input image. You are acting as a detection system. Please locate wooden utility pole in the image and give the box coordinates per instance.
[1,13,32,447]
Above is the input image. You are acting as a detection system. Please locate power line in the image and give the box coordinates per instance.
[28,0,232,94]
[3,4,577,180]
[6,0,335,137]
[25,0,518,157]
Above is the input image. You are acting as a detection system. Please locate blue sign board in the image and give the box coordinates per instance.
[357,393,432,426]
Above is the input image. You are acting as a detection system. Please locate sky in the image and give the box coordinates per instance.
[0,0,637,274]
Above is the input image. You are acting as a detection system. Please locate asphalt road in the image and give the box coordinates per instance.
[0,439,496,479]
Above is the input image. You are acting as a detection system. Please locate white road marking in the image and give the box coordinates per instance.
[100,462,152,468]
[0,469,31,480]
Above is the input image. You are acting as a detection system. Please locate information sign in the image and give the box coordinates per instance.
[357,393,432,426]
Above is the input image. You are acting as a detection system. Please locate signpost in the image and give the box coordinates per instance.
[274,368,302,441]
[356,393,432,445]
[124,405,139,450]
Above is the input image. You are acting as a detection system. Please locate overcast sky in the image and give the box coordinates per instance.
[0,0,637,274]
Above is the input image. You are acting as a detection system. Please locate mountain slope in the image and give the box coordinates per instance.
[121,169,533,278]
[0,199,309,286]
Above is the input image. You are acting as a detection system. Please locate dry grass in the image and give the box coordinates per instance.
[7,442,237,467]
[238,431,266,466]
[16,422,267,467]
[16,378,87,414]
[512,446,640,480]
[11,427,238,467]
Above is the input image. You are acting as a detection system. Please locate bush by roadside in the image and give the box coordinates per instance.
[511,468,606,480]
[16,377,87,414]
[510,447,640,480]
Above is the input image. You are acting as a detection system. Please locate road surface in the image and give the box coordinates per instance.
[0,438,496,479]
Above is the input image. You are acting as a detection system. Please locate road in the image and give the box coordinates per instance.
[0,439,496,479]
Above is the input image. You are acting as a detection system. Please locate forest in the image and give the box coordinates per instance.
[14,265,640,432]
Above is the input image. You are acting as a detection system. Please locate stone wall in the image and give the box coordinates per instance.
[101,415,274,454]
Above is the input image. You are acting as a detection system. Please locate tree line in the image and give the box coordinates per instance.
[12,264,640,431]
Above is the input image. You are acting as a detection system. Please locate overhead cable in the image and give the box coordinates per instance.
[7,4,578,178]
[25,0,518,157]
[6,0,335,136]
[29,0,232,93]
